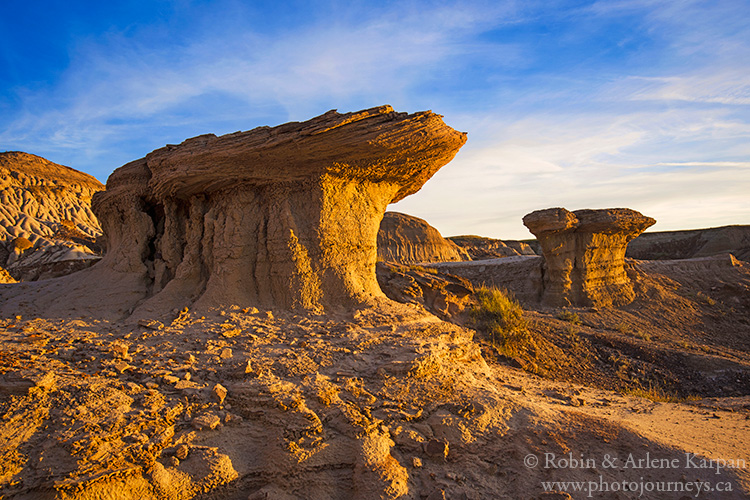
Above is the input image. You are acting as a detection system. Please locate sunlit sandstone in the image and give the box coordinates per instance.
[92,106,466,315]
[523,207,655,307]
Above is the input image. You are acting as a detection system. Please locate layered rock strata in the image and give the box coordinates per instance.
[88,106,466,316]
[523,207,655,307]
[377,211,470,264]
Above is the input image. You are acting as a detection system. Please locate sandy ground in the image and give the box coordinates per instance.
[0,297,747,499]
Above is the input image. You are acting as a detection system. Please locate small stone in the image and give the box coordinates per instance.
[424,439,449,460]
[220,348,233,360]
[212,383,228,404]
[412,457,422,468]
[242,307,259,314]
[113,360,131,373]
[163,375,180,384]
[426,490,446,500]
[111,343,129,359]
[32,372,56,392]
[145,382,159,389]
[224,412,242,423]
[125,382,142,394]
[192,413,221,430]
[175,380,198,390]
[138,319,164,330]
[186,354,196,364]
[264,311,273,320]
[174,444,189,460]
[221,328,241,338]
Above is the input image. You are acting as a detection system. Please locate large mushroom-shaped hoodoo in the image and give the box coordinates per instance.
[523,207,655,307]
[92,106,467,315]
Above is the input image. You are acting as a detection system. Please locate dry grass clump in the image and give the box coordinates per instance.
[556,309,581,325]
[616,322,651,341]
[407,264,438,275]
[624,382,701,403]
[695,291,716,306]
[471,286,532,358]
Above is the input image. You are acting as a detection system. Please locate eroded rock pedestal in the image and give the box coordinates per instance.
[92,106,466,316]
[523,207,655,307]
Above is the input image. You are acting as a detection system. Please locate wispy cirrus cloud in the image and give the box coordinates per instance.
[1,1,526,177]
[621,72,750,105]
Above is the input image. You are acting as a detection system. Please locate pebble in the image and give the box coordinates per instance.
[192,413,221,430]
[112,360,131,373]
[175,443,189,460]
[175,380,199,390]
[111,343,129,359]
[212,383,228,404]
[424,438,449,460]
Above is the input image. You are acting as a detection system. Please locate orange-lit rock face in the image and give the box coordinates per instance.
[523,208,656,307]
[92,106,466,314]
[377,211,470,264]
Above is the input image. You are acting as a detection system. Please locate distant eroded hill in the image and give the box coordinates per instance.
[377,211,470,264]
[0,152,103,280]
[627,225,750,261]
[448,234,537,260]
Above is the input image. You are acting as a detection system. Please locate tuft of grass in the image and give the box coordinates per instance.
[472,286,531,358]
[632,330,651,341]
[557,310,581,325]
[408,264,438,275]
[623,382,701,403]
[616,322,631,334]
[696,291,716,306]
[616,322,651,341]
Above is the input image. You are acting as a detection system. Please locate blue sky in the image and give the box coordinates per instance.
[1,0,749,239]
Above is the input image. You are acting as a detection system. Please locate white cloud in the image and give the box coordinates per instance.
[622,72,750,105]
[394,106,750,239]
[0,1,525,174]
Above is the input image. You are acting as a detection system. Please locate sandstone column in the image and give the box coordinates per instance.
[92,106,466,315]
[523,208,655,307]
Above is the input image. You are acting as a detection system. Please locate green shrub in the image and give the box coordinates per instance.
[472,287,531,357]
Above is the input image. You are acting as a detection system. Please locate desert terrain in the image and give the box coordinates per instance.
[0,107,748,500]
